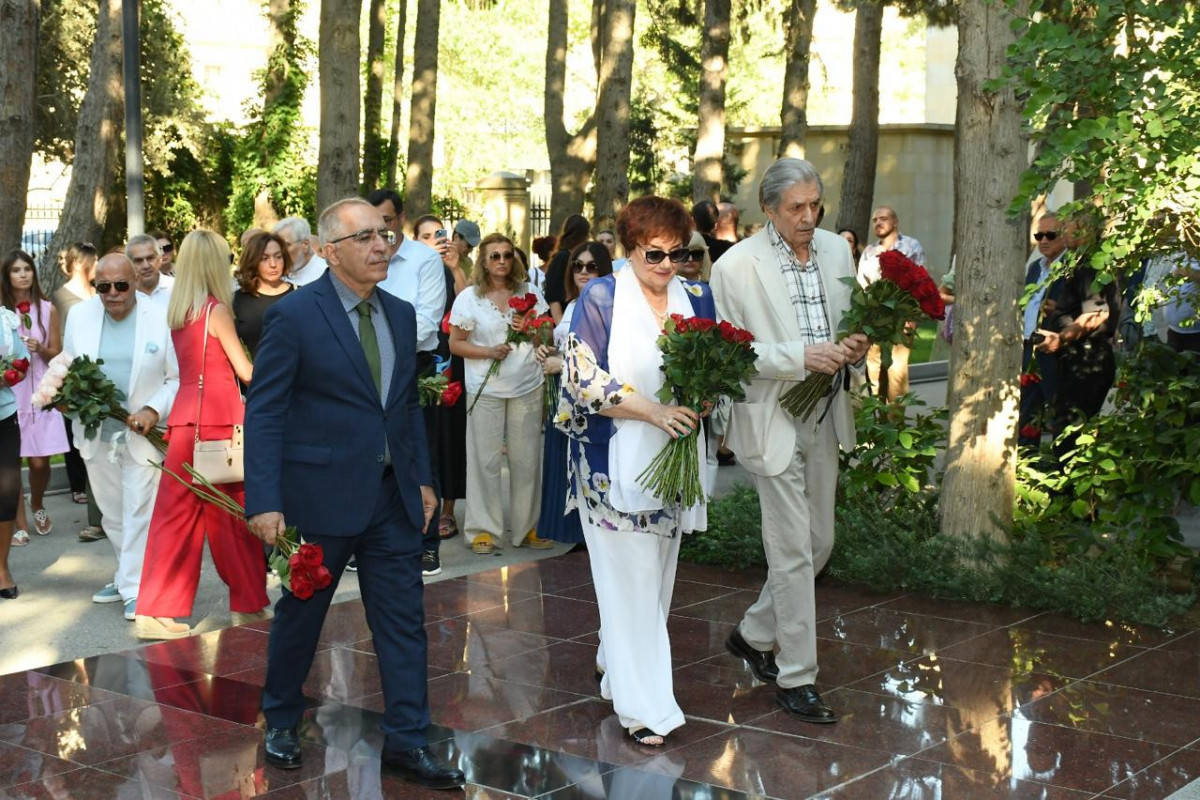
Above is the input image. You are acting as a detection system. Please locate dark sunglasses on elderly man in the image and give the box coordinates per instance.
[570,260,601,275]
[640,246,693,265]
[1033,231,1058,241]
[92,280,132,294]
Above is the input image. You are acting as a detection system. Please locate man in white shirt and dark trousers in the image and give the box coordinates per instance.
[368,189,449,577]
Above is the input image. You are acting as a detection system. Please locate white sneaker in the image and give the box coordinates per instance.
[124,598,137,621]
[92,583,122,604]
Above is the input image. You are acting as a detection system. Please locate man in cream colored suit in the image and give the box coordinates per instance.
[710,158,869,724]
[62,254,179,622]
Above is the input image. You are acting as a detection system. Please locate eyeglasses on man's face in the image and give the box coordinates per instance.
[1033,231,1059,242]
[640,246,692,265]
[329,228,397,247]
[570,260,600,275]
[92,280,132,294]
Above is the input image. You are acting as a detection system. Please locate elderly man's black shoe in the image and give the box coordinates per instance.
[264,725,302,768]
[382,745,466,789]
[725,629,778,684]
[777,684,838,724]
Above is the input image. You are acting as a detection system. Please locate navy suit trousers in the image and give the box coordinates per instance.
[261,471,430,750]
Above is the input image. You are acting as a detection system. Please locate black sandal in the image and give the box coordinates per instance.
[629,727,665,746]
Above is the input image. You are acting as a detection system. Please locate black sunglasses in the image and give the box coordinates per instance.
[570,260,601,274]
[686,249,705,261]
[160,243,174,253]
[640,246,692,265]
[1033,232,1059,241]
[92,280,131,294]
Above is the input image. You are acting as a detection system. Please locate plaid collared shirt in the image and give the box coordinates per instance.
[767,221,831,346]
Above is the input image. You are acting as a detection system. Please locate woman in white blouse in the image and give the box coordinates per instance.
[448,233,553,555]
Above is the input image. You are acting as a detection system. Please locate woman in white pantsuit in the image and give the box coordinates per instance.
[556,196,717,746]
[448,233,553,556]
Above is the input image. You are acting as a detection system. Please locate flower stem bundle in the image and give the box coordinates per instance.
[466,292,553,414]
[637,316,757,507]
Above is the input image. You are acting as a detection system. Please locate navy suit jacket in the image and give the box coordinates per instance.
[244,270,432,534]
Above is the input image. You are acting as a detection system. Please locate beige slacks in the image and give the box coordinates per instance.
[865,342,910,400]
[738,414,837,689]
[463,387,543,547]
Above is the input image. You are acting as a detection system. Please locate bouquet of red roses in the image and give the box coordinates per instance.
[638,315,757,507]
[0,354,29,387]
[780,250,945,419]
[467,292,554,414]
[155,462,332,599]
[417,372,464,407]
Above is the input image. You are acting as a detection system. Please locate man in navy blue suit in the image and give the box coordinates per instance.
[244,197,465,790]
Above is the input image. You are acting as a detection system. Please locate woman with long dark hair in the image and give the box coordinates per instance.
[1,250,67,546]
[543,214,591,323]
[0,255,30,596]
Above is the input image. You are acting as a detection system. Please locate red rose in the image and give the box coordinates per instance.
[1116,380,1127,389]
[735,328,755,344]
[440,311,452,335]
[11,358,29,372]
[16,301,30,314]
[691,318,716,333]
[1019,373,1041,388]
[290,573,315,600]
[441,381,464,406]
[312,566,332,591]
[1019,424,1041,439]
[717,320,736,341]
[288,552,305,572]
[668,314,688,333]
[3,369,19,386]
[298,543,323,569]
[509,293,539,314]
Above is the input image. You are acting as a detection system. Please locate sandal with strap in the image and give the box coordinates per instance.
[12,530,29,547]
[72,492,88,504]
[471,533,495,555]
[629,727,665,747]
[521,530,555,550]
[33,509,52,536]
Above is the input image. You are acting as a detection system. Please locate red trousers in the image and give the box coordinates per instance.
[138,427,268,617]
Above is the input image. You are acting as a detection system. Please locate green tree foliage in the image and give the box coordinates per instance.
[226,1,318,235]
[1001,0,1200,275]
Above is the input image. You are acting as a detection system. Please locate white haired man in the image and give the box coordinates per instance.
[710,157,869,724]
[274,217,328,286]
[126,234,174,307]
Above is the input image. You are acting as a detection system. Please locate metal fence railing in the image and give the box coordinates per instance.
[21,206,62,266]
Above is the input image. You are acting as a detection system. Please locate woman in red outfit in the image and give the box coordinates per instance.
[135,229,265,640]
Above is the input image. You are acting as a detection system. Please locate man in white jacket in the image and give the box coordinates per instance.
[62,254,179,622]
[710,158,869,724]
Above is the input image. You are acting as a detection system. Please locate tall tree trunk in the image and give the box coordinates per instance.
[317,0,362,212]
[777,0,817,159]
[0,0,39,253]
[592,0,636,230]
[834,0,882,241]
[940,0,1029,542]
[41,0,122,289]
[361,0,387,192]
[385,0,408,189]
[692,0,730,203]
[405,0,440,217]
[545,0,598,232]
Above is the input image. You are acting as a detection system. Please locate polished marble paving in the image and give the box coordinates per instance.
[1,549,1196,799]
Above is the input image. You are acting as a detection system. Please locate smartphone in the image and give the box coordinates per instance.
[435,229,448,240]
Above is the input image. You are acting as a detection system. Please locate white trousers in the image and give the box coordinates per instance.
[84,441,163,602]
[464,388,543,546]
[739,414,837,689]
[584,513,685,736]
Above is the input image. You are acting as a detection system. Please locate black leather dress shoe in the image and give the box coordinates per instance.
[725,628,778,683]
[0,586,17,600]
[382,745,466,789]
[776,684,838,724]
[264,725,303,769]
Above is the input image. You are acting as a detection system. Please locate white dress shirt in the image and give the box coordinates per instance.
[137,273,174,309]
[378,236,447,352]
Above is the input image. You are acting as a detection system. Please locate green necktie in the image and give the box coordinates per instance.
[355,300,382,396]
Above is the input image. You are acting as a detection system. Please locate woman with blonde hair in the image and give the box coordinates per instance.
[448,233,551,555]
[135,229,267,640]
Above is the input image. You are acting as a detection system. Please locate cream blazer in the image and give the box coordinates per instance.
[710,227,858,477]
[61,295,179,465]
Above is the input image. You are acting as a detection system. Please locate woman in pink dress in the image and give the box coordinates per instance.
[0,251,68,546]
[135,230,266,640]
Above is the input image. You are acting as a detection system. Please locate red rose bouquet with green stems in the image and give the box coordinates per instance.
[154,462,331,599]
[1,355,29,387]
[780,249,945,419]
[467,292,554,414]
[417,373,464,406]
[637,315,758,507]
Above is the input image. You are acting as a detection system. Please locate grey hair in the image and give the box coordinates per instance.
[125,233,161,259]
[273,216,312,244]
[316,198,375,246]
[759,157,824,212]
